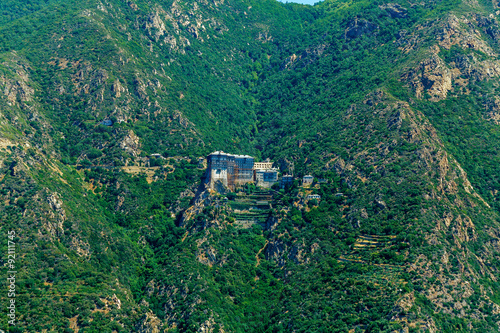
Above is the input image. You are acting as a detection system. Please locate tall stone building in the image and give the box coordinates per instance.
[207,151,254,190]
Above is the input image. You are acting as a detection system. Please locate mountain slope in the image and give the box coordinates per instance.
[2,0,500,332]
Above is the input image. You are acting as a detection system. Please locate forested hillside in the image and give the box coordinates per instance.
[2,0,500,332]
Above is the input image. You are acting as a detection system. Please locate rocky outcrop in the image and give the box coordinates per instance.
[265,239,287,266]
[145,12,167,41]
[437,15,494,56]
[70,236,91,257]
[120,130,141,156]
[196,244,219,266]
[374,195,387,209]
[136,312,163,333]
[403,54,453,101]
[195,234,226,267]
[140,2,227,54]
[179,188,210,227]
[1,74,34,105]
[280,44,327,70]
[179,185,232,231]
[91,69,108,87]
[111,294,122,310]
[164,34,178,51]
[476,15,500,41]
[333,91,498,327]
[0,55,35,106]
[112,79,126,97]
[212,180,229,195]
[281,54,298,70]
[345,19,378,39]
[453,54,500,81]
[45,192,67,236]
[288,241,308,264]
[133,76,148,100]
[198,315,225,333]
[484,96,500,124]
[171,110,195,129]
[379,3,408,19]
[402,15,500,100]
[265,215,280,231]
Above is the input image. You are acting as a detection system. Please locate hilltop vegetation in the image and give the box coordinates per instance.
[1,0,500,332]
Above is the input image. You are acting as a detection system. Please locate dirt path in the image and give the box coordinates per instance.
[255,240,268,267]
[337,256,403,270]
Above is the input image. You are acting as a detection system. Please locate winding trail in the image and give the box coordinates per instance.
[255,240,269,267]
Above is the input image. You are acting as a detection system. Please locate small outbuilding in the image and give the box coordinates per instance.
[303,175,314,186]
[100,119,113,126]
[280,175,294,188]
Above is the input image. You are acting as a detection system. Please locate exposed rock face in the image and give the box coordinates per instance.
[0,55,35,105]
[120,130,141,156]
[281,44,327,70]
[45,192,67,236]
[70,236,91,257]
[136,312,162,333]
[112,294,122,309]
[265,239,287,266]
[300,44,327,65]
[195,234,226,267]
[212,179,229,195]
[179,188,210,227]
[140,1,227,54]
[345,19,378,39]
[48,192,63,211]
[281,54,298,70]
[476,15,500,41]
[265,215,280,231]
[402,15,500,100]
[145,12,167,41]
[198,315,225,333]
[179,186,232,231]
[91,69,108,87]
[437,15,494,56]
[172,110,195,129]
[288,241,308,264]
[146,278,204,328]
[6,1,500,331]
[196,244,219,266]
[379,3,408,19]
[453,54,500,81]
[403,54,453,101]
[330,157,346,174]
[484,96,500,124]
[134,76,148,100]
[112,79,126,97]
[323,90,497,328]
[164,34,178,51]
[1,74,34,105]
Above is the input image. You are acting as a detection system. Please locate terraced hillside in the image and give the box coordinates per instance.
[229,189,273,228]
